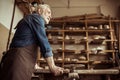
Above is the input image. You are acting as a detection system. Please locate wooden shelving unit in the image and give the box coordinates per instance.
[36,15,120,76]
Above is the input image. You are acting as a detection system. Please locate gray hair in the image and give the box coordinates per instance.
[38,4,50,10]
[29,4,51,13]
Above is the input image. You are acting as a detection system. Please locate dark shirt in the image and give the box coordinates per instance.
[10,13,53,58]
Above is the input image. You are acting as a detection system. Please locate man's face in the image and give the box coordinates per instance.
[42,8,52,24]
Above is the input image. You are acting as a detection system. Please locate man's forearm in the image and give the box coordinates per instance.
[45,56,55,69]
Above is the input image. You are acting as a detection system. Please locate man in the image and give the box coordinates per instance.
[0,4,64,80]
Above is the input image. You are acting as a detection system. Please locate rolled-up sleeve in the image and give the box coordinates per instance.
[28,15,53,58]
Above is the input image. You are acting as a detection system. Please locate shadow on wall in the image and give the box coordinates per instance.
[0,23,13,61]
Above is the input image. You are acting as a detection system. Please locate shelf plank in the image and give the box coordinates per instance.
[74,69,119,74]
[38,60,113,64]
[34,69,119,74]
[46,29,114,32]
[91,60,113,64]
[64,61,88,64]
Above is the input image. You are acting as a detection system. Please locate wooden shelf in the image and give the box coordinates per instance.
[37,17,119,72]
[74,69,119,74]
[34,69,119,74]
[89,60,114,64]
[64,61,88,64]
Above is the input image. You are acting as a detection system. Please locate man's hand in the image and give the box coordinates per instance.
[45,56,64,76]
[49,65,64,76]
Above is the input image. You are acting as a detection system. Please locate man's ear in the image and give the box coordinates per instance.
[38,8,43,15]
